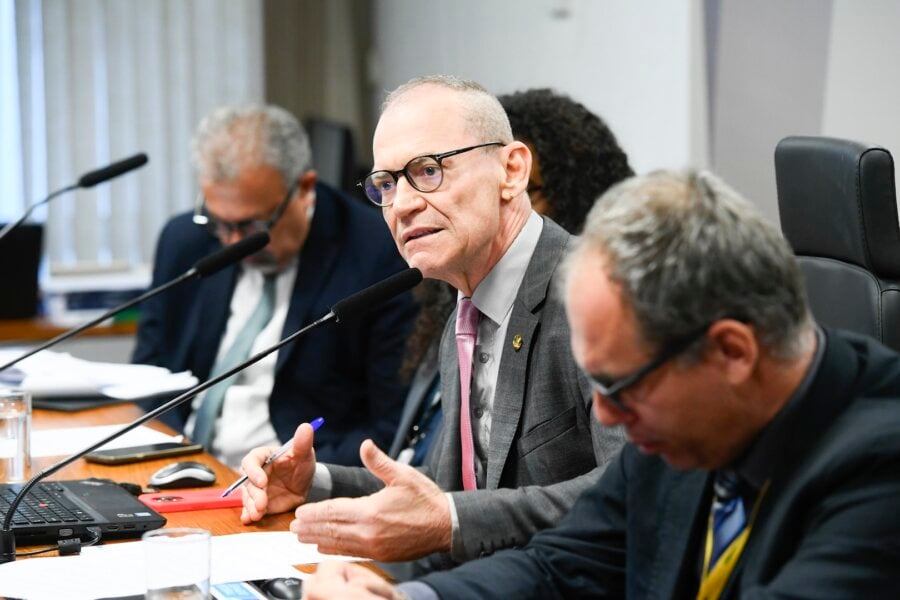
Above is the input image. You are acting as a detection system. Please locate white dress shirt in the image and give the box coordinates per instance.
[185,260,298,467]
[464,210,543,486]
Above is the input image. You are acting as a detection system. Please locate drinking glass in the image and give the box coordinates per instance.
[0,390,31,483]
[144,528,211,599]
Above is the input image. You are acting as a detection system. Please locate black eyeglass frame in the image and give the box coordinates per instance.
[586,322,713,413]
[192,179,300,238]
[357,141,504,207]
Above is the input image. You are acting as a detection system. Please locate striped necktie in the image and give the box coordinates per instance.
[709,470,747,568]
[192,274,277,449]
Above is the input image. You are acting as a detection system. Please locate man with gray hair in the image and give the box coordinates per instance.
[238,75,624,573]
[305,169,900,598]
[134,104,416,467]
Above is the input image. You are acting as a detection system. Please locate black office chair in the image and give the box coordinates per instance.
[304,116,358,197]
[775,135,900,351]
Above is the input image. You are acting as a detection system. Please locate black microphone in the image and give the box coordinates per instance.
[77,153,149,188]
[0,231,270,375]
[0,267,422,563]
[332,266,424,322]
[0,153,150,244]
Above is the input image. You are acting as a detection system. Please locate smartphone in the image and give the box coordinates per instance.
[139,488,243,513]
[84,441,204,465]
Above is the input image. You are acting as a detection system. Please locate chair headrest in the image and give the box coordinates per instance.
[775,135,900,279]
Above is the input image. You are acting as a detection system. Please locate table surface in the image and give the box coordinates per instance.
[19,403,294,556]
[0,317,137,343]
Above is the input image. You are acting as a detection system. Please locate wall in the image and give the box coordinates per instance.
[709,0,832,225]
[368,0,900,228]
[822,1,900,167]
[371,0,707,176]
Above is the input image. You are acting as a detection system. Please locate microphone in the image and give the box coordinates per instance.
[0,231,270,375]
[77,153,148,188]
[332,266,424,322]
[0,153,149,243]
[0,267,422,563]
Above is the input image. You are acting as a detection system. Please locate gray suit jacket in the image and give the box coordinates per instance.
[327,217,625,566]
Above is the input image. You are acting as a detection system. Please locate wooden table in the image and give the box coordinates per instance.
[0,318,137,344]
[20,403,293,555]
[15,403,386,581]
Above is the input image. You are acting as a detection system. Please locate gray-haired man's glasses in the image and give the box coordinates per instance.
[358,142,504,207]
[192,180,298,239]
[585,323,712,413]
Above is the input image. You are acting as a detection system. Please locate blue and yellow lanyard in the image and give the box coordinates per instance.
[696,480,771,600]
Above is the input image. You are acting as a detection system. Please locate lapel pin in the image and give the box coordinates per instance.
[512,334,523,352]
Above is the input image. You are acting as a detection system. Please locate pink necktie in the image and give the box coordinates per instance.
[456,297,479,491]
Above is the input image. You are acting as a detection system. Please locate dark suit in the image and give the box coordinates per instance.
[133,183,418,466]
[419,328,900,598]
[327,217,625,566]
[387,344,440,463]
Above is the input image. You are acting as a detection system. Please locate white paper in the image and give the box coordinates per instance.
[31,424,179,457]
[0,531,363,600]
[0,348,197,399]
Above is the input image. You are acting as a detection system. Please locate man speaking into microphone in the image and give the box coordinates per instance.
[239,76,625,575]
[133,104,416,467]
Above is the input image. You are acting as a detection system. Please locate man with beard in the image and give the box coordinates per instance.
[134,104,416,468]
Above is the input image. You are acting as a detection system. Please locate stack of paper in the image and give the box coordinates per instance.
[31,424,180,457]
[0,531,365,600]
[0,349,197,400]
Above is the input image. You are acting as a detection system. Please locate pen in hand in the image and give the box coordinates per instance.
[222,416,325,497]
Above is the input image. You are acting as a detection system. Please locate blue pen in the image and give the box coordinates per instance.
[221,417,325,497]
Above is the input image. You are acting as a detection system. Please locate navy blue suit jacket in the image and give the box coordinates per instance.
[420,328,900,598]
[133,183,417,466]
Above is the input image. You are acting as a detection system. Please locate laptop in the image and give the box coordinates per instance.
[0,479,166,544]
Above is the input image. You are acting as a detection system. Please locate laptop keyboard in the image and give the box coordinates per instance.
[0,482,96,526]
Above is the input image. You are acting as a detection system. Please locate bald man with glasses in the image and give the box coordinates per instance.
[238,76,624,576]
[133,104,417,468]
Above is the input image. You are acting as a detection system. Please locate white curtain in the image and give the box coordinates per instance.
[9,0,265,270]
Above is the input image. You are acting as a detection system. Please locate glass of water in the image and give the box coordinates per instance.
[0,390,31,483]
[144,528,211,599]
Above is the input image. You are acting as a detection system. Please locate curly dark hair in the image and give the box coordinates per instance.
[499,88,634,233]
[400,88,634,379]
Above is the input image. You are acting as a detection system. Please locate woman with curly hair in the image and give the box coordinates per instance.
[501,88,634,233]
[389,88,633,467]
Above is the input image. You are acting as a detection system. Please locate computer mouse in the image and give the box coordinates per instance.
[261,577,303,600]
[148,461,216,489]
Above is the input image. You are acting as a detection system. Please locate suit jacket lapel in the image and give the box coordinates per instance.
[276,185,342,373]
[486,219,569,489]
[650,469,712,599]
[435,313,463,490]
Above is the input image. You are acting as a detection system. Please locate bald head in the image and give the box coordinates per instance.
[382,75,514,146]
[373,76,532,295]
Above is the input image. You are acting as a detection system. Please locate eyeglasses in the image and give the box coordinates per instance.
[585,323,712,413]
[193,180,299,238]
[358,142,504,207]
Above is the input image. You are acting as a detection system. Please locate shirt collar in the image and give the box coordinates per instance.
[465,211,543,325]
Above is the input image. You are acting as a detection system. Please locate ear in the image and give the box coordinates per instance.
[706,319,758,385]
[297,169,317,196]
[499,141,531,202]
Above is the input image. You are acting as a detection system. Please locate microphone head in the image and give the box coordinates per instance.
[77,153,149,188]
[193,231,270,278]
[332,268,423,323]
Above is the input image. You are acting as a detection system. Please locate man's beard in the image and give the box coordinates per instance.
[243,249,280,274]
